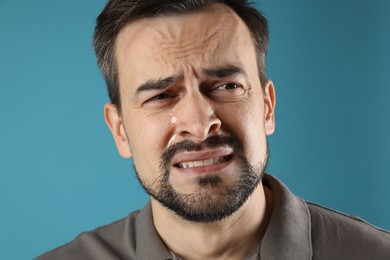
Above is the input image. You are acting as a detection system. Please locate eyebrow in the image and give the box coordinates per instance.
[135,65,247,94]
[136,75,180,93]
[202,65,247,78]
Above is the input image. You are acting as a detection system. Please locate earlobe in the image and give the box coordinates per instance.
[104,103,132,158]
[263,80,276,135]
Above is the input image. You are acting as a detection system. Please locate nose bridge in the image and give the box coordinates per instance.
[174,89,220,140]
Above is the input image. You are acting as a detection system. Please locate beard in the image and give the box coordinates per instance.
[134,134,269,223]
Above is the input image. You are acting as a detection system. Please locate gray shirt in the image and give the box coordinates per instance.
[36,174,390,259]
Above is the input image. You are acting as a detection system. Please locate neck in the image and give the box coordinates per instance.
[151,183,272,260]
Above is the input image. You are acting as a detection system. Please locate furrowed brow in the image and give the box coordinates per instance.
[136,75,180,94]
[203,65,248,78]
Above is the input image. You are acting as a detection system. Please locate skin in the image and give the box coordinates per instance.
[105,3,276,260]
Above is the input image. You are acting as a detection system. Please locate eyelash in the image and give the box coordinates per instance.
[216,82,239,90]
[148,93,173,102]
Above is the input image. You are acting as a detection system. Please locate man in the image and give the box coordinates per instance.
[37,0,390,259]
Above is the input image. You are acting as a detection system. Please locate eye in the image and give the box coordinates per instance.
[206,81,246,101]
[143,92,179,108]
[147,93,172,102]
[217,83,238,90]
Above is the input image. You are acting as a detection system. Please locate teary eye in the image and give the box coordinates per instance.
[143,92,179,108]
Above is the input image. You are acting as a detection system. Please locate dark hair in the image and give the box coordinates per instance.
[93,0,269,111]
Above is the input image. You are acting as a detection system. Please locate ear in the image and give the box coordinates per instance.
[263,80,276,135]
[104,103,132,158]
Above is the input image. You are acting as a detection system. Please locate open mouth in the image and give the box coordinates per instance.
[174,154,234,169]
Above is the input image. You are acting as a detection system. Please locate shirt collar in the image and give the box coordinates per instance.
[260,174,313,259]
[135,202,173,260]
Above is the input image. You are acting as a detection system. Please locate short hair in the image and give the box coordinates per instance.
[93,0,269,111]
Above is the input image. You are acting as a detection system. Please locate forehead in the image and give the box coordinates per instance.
[115,3,257,91]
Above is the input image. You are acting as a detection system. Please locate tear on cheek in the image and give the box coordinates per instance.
[168,112,177,124]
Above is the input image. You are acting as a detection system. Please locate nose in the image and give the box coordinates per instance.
[173,92,221,141]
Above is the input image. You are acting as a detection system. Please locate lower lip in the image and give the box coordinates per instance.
[173,156,234,175]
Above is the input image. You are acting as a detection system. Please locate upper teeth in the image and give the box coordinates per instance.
[179,157,221,169]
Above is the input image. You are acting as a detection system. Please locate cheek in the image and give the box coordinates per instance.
[219,101,266,159]
[220,100,265,134]
[126,113,174,175]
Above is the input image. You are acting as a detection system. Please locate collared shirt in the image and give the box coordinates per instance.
[36,174,390,260]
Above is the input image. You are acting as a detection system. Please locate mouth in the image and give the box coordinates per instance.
[174,154,234,169]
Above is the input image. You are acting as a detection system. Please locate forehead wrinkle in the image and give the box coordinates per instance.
[163,38,219,63]
[149,5,240,65]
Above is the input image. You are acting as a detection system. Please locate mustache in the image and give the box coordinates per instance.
[160,135,243,170]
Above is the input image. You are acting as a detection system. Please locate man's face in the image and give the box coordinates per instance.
[105,4,276,222]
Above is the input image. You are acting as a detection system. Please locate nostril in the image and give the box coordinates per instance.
[210,116,222,133]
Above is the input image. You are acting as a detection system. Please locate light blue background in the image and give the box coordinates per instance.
[1,0,389,259]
